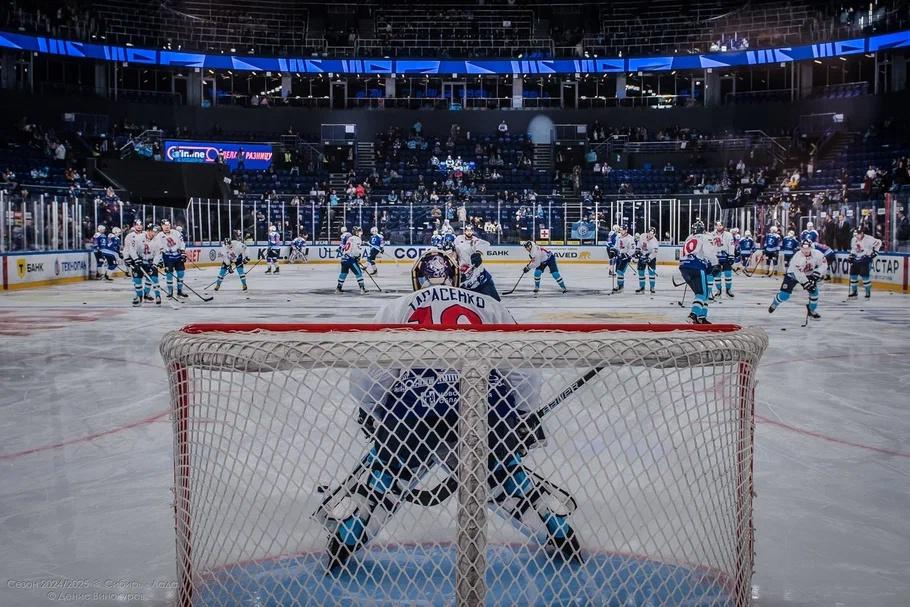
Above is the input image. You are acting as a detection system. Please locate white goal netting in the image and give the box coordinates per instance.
[160,323,768,607]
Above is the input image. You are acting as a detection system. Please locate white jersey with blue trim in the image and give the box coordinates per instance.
[342,235,363,260]
[615,234,636,258]
[350,285,539,418]
[525,242,554,268]
[711,230,735,257]
[219,240,247,265]
[291,237,307,250]
[123,229,143,261]
[636,234,659,260]
[787,248,828,283]
[678,233,718,271]
[136,233,163,264]
[154,229,185,259]
[850,233,882,260]
[453,234,490,271]
[267,231,282,247]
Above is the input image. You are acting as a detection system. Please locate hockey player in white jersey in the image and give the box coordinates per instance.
[635,227,659,294]
[453,225,489,272]
[318,250,583,573]
[711,221,735,298]
[265,225,282,274]
[522,241,567,294]
[678,221,718,324]
[155,220,188,299]
[847,226,882,299]
[122,220,143,279]
[213,235,249,291]
[126,222,163,306]
[612,225,636,293]
[336,226,366,293]
[768,241,828,319]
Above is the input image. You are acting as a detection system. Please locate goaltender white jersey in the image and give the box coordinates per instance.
[352,285,539,417]
[219,240,247,265]
[786,249,828,283]
[374,284,514,325]
[453,235,490,272]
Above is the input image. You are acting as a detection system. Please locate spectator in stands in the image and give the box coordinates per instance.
[497,120,508,137]
[54,141,66,161]
[585,148,597,168]
[663,161,675,173]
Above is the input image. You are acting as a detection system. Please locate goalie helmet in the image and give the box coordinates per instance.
[411,250,460,291]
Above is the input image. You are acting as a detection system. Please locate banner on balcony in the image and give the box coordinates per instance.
[163,140,273,171]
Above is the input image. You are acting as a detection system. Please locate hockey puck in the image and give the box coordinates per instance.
[780,328,786,331]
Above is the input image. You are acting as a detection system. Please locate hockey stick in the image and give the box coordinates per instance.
[135,266,180,309]
[502,270,527,296]
[180,280,214,302]
[358,260,383,292]
[671,276,689,307]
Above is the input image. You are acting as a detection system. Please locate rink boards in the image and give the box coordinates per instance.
[2,246,909,292]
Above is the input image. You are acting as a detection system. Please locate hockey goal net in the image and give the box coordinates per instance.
[160,323,768,607]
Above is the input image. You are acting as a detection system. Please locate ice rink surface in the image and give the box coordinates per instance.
[1,260,908,607]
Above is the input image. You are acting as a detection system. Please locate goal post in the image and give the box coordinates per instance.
[161,323,768,607]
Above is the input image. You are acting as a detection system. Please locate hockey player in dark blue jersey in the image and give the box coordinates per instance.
[430,230,443,248]
[605,224,620,276]
[762,227,782,276]
[98,227,121,282]
[92,225,107,279]
[736,230,756,266]
[781,230,800,269]
[365,226,385,276]
[813,242,837,280]
[799,222,818,243]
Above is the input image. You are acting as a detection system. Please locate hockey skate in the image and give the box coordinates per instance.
[725,290,734,298]
[635,287,645,293]
[561,287,568,294]
[242,284,248,292]
[132,296,141,307]
[274,267,280,274]
[214,283,221,291]
[806,304,820,320]
[336,285,343,293]
[847,292,858,298]
[155,295,162,306]
[177,290,189,298]
[265,268,273,274]
[326,516,368,575]
[103,275,114,282]
[143,294,154,302]
[359,285,367,294]
[650,288,656,294]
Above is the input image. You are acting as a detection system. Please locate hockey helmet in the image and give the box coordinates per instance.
[353,226,363,235]
[97,225,106,233]
[464,225,474,237]
[691,221,706,235]
[370,226,378,235]
[111,227,122,236]
[806,221,814,229]
[145,222,156,232]
[522,240,534,251]
[411,250,460,291]
[770,226,779,234]
[441,233,456,251]
[787,230,795,237]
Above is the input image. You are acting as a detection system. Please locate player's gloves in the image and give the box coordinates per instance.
[802,279,817,292]
[470,252,482,268]
[180,252,187,262]
[871,250,878,259]
[809,271,822,281]
[156,261,164,270]
[608,248,617,259]
[848,253,856,263]
[380,247,385,254]
[710,264,721,275]
[620,254,630,262]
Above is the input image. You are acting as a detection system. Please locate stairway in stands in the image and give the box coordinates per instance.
[355,142,375,174]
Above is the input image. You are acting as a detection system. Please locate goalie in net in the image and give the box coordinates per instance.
[317,249,583,573]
